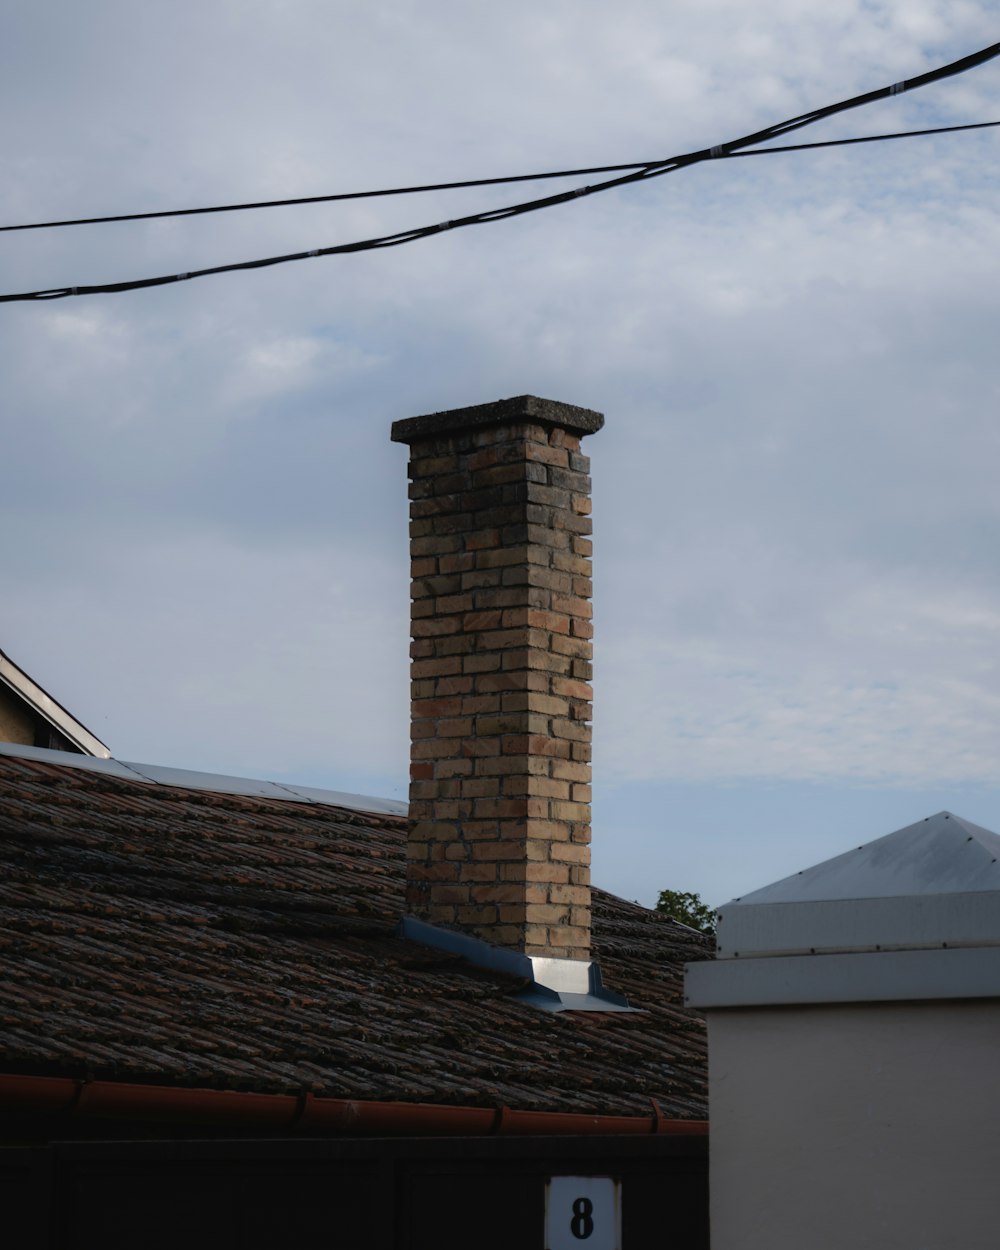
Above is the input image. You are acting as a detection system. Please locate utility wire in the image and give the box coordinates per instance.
[733,117,1000,157]
[2,39,997,304]
[3,119,998,235]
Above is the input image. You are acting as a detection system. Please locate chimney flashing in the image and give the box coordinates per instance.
[397,916,637,1013]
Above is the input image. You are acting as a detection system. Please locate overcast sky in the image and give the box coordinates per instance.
[3,1,999,907]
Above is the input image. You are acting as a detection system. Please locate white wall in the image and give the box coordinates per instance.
[708,1001,1000,1250]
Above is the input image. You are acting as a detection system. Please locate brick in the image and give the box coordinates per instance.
[457,863,503,882]
[549,842,589,864]
[471,883,526,905]
[503,608,570,635]
[552,511,592,535]
[475,546,530,570]
[411,657,462,679]
[472,798,530,819]
[436,758,474,778]
[462,610,502,631]
[501,691,568,718]
[503,649,571,676]
[549,634,591,659]
[431,885,471,904]
[409,454,460,478]
[465,527,501,551]
[551,676,593,701]
[524,442,570,468]
[433,675,473,696]
[498,904,529,924]
[550,718,590,743]
[551,552,591,576]
[503,776,570,800]
[460,569,503,591]
[460,694,501,715]
[462,653,501,674]
[456,904,497,925]
[410,534,462,557]
[411,617,461,638]
[436,593,475,615]
[552,595,593,620]
[438,552,476,574]
[475,755,550,778]
[513,862,570,884]
[412,697,464,719]
[501,734,570,759]
[407,862,460,883]
[550,759,591,783]
[548,884,590,906]
[459,737,502,757]
[548,429,580,451]
[422,904,456,925]
[470,840,529,861]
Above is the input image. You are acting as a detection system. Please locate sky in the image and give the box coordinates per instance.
[2,1,999,909]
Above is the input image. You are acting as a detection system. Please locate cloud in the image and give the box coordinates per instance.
[1,1,999,902]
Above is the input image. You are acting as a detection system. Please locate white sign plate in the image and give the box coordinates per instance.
[545,1175,621,1250]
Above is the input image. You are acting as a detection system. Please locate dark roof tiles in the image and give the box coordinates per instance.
[0,754,709,1118]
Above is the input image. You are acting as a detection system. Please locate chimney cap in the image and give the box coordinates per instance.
[391,394,604,445]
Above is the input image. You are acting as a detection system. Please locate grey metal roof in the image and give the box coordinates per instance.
[0,738,406,818]
[716,812,1000,959]
[733,812,1000,904]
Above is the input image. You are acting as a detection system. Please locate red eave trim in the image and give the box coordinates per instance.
[0,1074,708,1138]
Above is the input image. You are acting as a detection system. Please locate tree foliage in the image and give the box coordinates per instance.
[654,889,716,936]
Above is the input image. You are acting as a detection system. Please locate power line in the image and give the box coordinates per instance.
[3,119,997,236]
[731,118,1000,157]
[2,40,997,304]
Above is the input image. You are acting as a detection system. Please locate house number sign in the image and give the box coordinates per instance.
[545,1176,621,1250]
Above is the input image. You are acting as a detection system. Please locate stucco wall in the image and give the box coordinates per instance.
[708,1001,1000,1250]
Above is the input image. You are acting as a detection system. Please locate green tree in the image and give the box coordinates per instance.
[655,889,716,936]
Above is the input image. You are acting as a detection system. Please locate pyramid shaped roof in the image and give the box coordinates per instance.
[717,812,1000,958]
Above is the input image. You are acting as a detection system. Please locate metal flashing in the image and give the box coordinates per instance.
[0,649,111,758]
[685,945,1000,1008]
[397,916,637,1012]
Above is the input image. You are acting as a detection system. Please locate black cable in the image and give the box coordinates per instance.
[2,40,997,303]
[3,118,997,236]
[0,162,654,234]
[732,117,1000,157]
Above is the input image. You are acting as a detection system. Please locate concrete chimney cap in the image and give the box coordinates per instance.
[390,395,604,444]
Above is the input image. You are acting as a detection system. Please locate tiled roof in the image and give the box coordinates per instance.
[0,753,710,1119]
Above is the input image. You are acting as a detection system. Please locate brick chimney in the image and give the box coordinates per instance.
[391,396,603,961]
